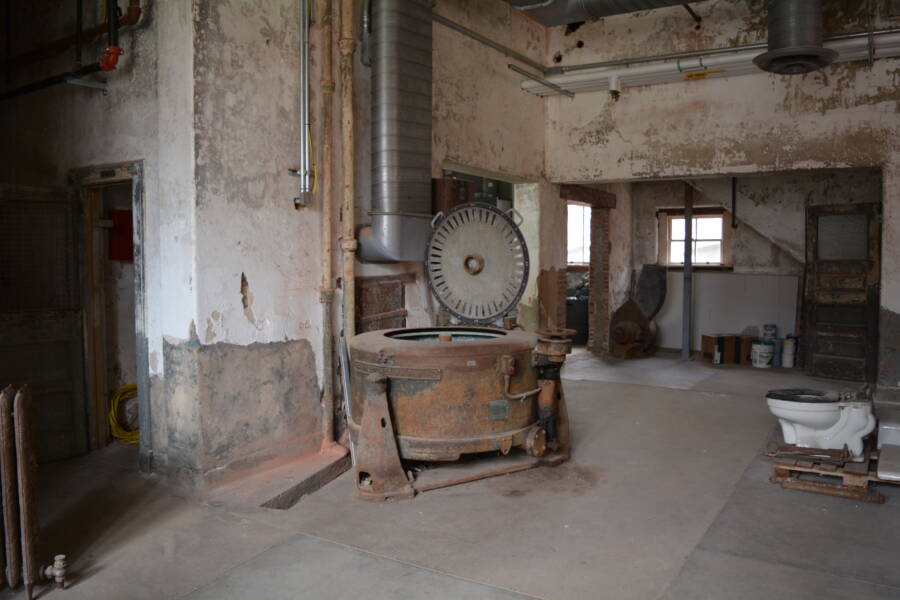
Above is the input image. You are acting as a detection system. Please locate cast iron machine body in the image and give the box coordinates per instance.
[347,202,572,500]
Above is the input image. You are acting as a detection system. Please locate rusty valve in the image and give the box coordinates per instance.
[500,354,517,376]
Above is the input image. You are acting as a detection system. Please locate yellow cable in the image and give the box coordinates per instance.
[109,384,139,444]
[308,126,318,195]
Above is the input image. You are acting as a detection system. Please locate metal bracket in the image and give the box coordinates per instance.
[506,207,524,227]
[64,76,108,95]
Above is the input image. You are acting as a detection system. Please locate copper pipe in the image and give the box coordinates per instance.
[318,0,337,448]
[339,0,357,338]
[4,0,142,72]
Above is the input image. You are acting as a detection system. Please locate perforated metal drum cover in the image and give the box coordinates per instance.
[426,203,529,324]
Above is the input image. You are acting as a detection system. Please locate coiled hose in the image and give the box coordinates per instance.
[109,384,139,444]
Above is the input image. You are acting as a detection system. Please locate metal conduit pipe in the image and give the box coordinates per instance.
[3,0,142,72]
[317,0,337,449]
[294,0,313,206]
[505,0,696,26]
[339,0,357,337]
[520,31,900,95]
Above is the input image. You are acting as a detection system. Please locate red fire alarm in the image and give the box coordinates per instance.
[108,209,134,262]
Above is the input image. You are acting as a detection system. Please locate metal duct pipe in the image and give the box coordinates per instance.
[754,0,836,74]
[358,0,433,263]
[505,0,694,26]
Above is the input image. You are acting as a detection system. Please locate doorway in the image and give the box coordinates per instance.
[804,202,881,382]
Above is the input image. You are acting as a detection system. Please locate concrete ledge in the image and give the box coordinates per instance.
[202,444,350,510]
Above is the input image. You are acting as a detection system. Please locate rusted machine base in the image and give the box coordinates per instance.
[411,451,567,493]
[355,381,571,501]
[769,441,888,504]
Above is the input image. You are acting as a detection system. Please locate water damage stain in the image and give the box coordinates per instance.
[487,461,604,498]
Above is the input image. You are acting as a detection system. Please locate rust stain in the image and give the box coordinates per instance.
[489,462,604,498]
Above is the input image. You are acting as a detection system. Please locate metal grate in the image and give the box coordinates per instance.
[0,200,79,313]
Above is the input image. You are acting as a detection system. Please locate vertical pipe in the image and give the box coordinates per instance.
[107,0,118,47]
[318,0,336,448]
[681,183,693,360]
[0,386,20,589]
[339,0,357,338]
[298,0,312,204]
[75,0,83,65]
[14,387,37,600]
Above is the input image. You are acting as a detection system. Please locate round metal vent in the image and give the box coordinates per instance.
[753,46,837,75]
[753,0,837,75]
[426,203,529,324]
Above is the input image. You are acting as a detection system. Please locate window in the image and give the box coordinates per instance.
[567,203,591,265]
[659,210,730,267]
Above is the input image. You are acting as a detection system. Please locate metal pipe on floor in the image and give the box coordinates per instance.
[318,0,337,448]
[339,0,357,338]
[681,183,693,360]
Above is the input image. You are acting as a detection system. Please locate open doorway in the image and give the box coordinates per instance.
[566,201,591,347]
[72,163,146,455]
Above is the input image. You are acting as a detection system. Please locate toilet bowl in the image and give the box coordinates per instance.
[766,389,875,459]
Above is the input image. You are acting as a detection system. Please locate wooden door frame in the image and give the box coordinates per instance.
[804,202,881,383]
[69,162,147,455]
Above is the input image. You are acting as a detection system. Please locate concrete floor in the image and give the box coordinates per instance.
[7,357,899,599]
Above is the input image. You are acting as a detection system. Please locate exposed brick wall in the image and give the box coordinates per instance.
[588,208,611,354]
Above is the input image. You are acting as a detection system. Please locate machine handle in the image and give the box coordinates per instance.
[506,207,524,227]
[431,211,444,229]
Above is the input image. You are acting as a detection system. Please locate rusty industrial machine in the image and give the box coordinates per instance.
[346,203,572,500]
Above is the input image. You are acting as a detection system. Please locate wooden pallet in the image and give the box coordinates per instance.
[769,441,887,504]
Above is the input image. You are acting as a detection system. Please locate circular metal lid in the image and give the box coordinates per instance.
[753,46,837,75]
[426,203,529,324]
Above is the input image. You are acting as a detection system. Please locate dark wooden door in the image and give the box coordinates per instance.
[0,186,88,461]
[804,203,881,382]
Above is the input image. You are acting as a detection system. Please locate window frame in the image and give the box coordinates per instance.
[657,207,733,269]
[567,201,592,266]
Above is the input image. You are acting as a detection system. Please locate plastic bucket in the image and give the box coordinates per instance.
[751,341,775,369]
[782,337,797,368]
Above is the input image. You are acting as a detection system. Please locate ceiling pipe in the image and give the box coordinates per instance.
[504,0,697,27]
[3,0,142,72]
[754,0,836,74]
[519,30,900,96]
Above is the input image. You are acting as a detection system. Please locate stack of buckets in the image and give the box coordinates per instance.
[751,325,798,369]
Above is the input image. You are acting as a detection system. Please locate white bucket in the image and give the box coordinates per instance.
[751,341,775,369]
[782,338,796,368]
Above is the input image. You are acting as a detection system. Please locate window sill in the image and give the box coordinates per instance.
[567,264,590,272]
[662,264,734,272]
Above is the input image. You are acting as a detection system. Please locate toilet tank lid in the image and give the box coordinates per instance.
[766,389,837,403]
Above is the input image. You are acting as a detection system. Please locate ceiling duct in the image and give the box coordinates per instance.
[754,0,837,74]
[358,0,433,262]
[504,0,694,26]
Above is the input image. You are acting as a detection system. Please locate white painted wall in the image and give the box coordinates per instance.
[656,271,799,350]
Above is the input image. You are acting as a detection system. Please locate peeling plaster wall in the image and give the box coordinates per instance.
[155,0,328,485]
[541,0,900,401]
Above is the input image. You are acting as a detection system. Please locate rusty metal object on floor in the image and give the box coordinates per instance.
[610,298,657,359]
[347,327,572,500]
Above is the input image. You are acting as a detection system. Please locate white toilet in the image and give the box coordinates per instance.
[766,389,876,459]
